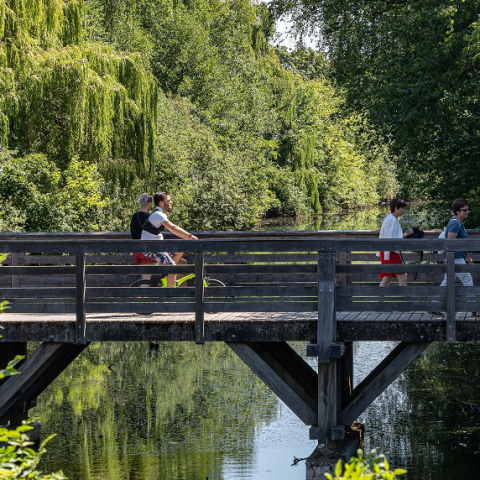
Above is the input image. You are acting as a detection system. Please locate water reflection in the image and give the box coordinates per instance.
[35,342,283,480]
[259,202,454,231]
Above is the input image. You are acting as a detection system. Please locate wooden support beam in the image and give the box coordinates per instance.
[227,342,318,425]
[446,252,456,343]
[0,342,88,425]
[316,252,338,443]
[338,342,430,426]
[317,252,336,363]
[195,253,205,344]
[75,252,86,344]
[317,360,337,443]
[338,342,354,413]
[0,343,28,425]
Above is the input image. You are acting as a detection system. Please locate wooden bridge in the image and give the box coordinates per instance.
[1,230,480,467]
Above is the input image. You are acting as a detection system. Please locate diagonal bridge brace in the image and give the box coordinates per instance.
[338,342,430,426]
[227,341,318,425]
[0,342,88,425]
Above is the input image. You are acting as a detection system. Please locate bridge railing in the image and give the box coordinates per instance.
[2,236,480,344]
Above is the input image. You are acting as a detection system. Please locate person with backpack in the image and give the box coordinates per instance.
[130,193,155,279]
[377,198,413,286]
[141,192,198,287]
[438,199,478,316]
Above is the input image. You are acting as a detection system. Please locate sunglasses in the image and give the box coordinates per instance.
[460,208,471,212]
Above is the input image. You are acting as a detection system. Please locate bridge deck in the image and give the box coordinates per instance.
[2,311,480,343]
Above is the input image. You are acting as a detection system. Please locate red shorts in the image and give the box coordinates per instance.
[133,252,156,265]
[380,251,404,278]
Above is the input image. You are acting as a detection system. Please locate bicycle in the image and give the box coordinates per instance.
[129,272,226,288]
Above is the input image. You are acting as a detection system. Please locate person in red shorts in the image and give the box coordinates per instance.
[377,198,413,287]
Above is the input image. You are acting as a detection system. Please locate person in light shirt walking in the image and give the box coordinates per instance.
[377,198,413,287]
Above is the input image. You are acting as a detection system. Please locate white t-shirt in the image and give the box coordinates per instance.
[376,213,403,260]
[141,207,168,241]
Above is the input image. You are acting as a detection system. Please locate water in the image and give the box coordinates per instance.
[33,204,480,479]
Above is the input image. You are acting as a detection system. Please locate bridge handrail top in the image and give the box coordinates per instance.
[0,237,479,253]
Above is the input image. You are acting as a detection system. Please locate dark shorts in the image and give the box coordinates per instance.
[380,251,404,278]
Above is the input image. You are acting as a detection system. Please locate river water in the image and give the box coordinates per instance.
[35,205,480,479]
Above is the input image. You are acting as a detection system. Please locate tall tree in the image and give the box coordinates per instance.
[271,0,480,200]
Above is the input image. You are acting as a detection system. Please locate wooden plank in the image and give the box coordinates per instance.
[456,286,480,294]
[337,286,445,296]
[204,286,318,297]
[6,303,76,314]
[446,252,456,343]
[455,302,480,311]
[0,342,88,424]
[337,301,446,312]
[227,342,318,425]
[337,264,445,274]
[86,287,194,298]
[338,342,430,425]
[0,288,76,298]
[349,253,442,262]
[204,302,317,313]
[0,237,479,254]
[195,253,205,344]
[205,253,316,263]
[20,254,133,264]
[0,266,76,275]
[204,296,316,303]
[76,252,86,344]
[86,265,194,275]
[317,252,336,363]
[205,264,317,274]
[455,264,480,272]
[86,303,195,313]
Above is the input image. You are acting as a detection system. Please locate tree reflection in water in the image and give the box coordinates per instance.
[33,342,278,480]
[358,342,480,480]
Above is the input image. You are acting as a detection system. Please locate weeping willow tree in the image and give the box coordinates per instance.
[0,0,158,182]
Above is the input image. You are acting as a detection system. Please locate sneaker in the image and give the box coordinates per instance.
[428,311,444,316]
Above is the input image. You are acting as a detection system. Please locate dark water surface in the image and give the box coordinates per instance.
[34,205,480,479]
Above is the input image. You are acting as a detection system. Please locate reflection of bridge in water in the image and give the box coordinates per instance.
[1,230,480,477]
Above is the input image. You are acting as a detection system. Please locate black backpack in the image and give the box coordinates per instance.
[402,227,424,273]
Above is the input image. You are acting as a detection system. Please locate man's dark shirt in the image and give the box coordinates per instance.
[130,211,150,239]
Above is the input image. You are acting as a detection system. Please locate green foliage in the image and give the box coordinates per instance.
[325,450,406,480]
[0,0,400,232]
[0,151,110,231]
[0,427,67,480]
[0,0,158,183]
[271,0,480,203]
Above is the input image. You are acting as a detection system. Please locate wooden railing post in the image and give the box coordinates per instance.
[446,251,456,343]
[195,252,205,344]
[317,252,336,363]
[316,252,337,443]
[75,251,86,344]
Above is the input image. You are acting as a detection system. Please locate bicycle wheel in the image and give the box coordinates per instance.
[129,279,157,287]
[205,278,226,287]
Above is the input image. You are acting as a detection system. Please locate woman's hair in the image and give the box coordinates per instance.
[452,198,469,214]
[390,198,407,213]
[137,193,152,209]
